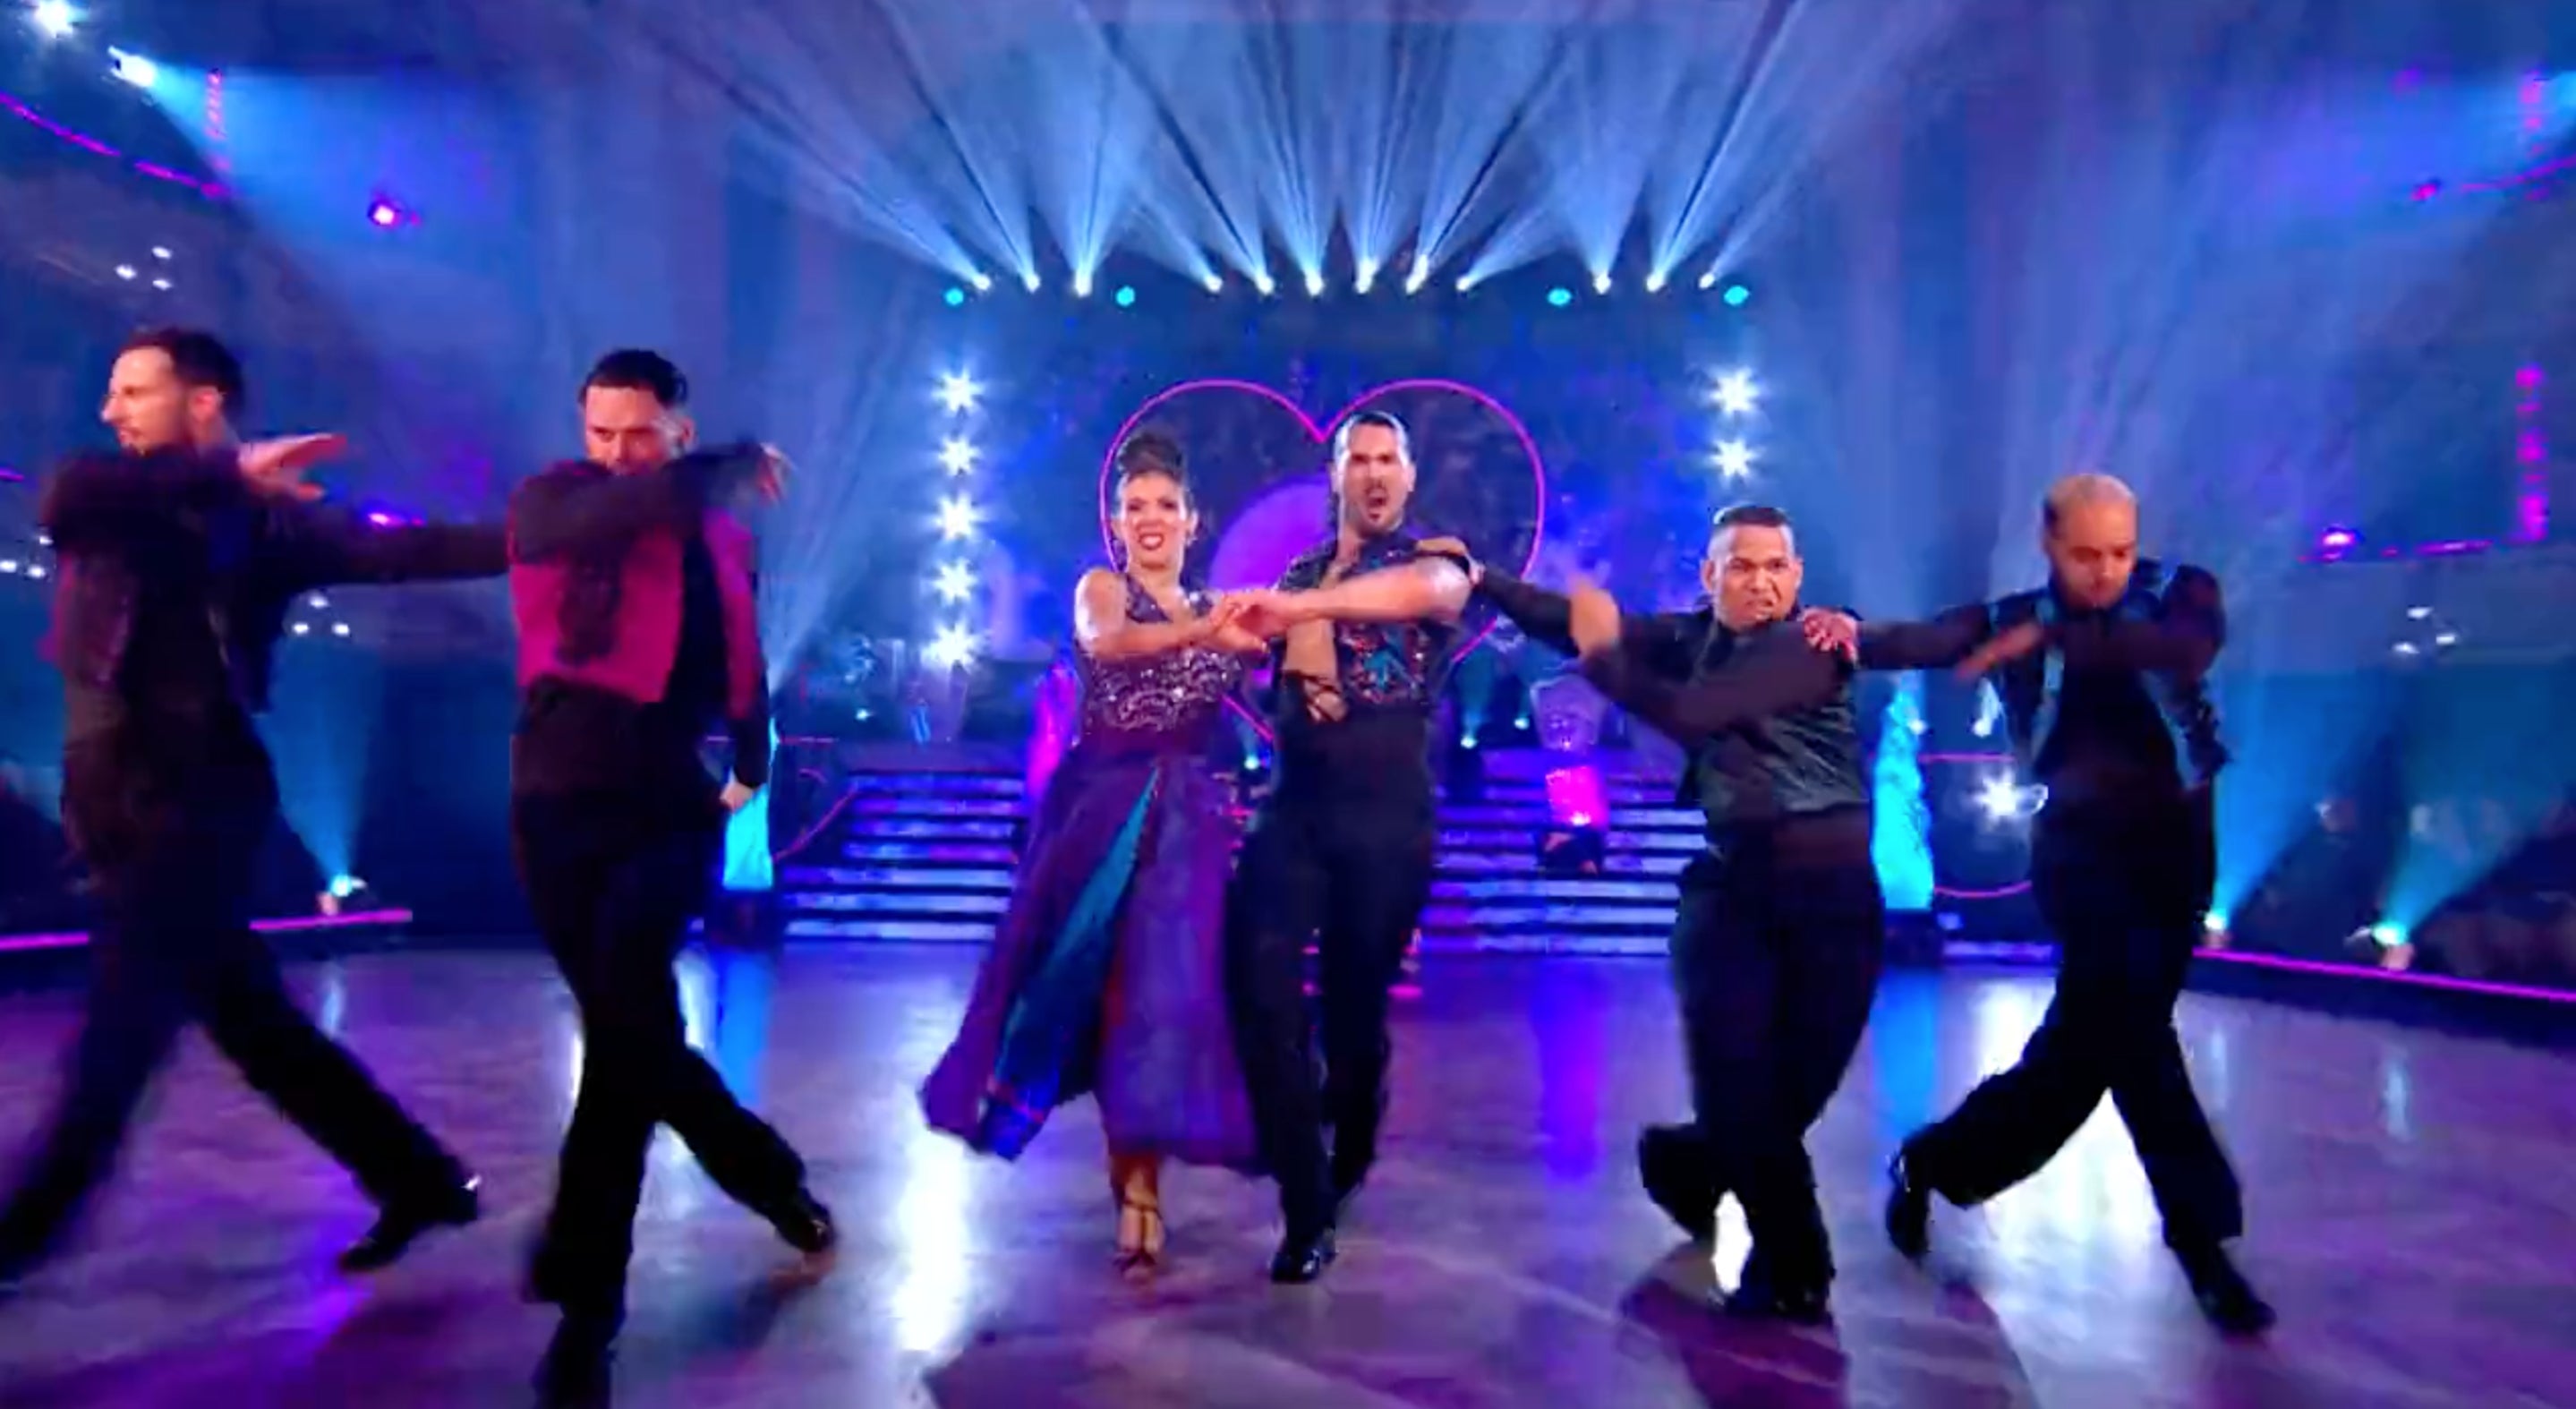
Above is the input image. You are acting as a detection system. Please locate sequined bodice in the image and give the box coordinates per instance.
[1075,578,1243,745]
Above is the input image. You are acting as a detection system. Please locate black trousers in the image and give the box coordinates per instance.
[0,747,464,1266]
[1905,791,2244,1249]
[1225,786,1436,1234]
[1662,811,1885,1285]
[512,791,807,1315]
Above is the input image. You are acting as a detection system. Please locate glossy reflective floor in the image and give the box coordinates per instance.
[1,947,2571,1407]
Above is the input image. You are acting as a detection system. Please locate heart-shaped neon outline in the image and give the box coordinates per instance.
[1097,377,1549,659]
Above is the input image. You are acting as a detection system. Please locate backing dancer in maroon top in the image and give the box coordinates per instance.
[507,350,832,1404]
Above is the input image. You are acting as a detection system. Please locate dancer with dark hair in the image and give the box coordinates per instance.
[1224,410,1475,1283]
[1470,505,1881,1321]
[508,348,832,1401]
[1803,472,2273,1335]
[0,328,499,1286]
[923,428,1267,1275]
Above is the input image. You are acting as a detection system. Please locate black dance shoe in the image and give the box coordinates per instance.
[764,1189,838,1259]
[1883,1152,1932,1261]
[1636,1125,1717,1242]
[534,1308,620,1407]
[2175,1242,2276,1336]
[1268,1225,1337,1285]
[339,1175,481,1273]
[1719,1268,1832,1327]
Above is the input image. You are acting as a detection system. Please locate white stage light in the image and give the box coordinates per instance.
[925,623,980,670]
[107,47,156,87]
[1203,273,1223,293]
[1711,369,1760,417]
[150,277,172,291]
[31,1,74,38]
[1303,269,1325,296]
[115,264,136,280]
[1071,273,1093,298]
[938,436,976,474]
[1020,271,1041,292]
[1714,440,1757,481]
[1405,256,1430,295]
[331,621,351,637]
[936,372,979,414]
[1645,272,1668,293]
[151,246,171,260]
[1355,260,1378,294]
[969,272,993,292]
[933,560,976,604]
[935,494,981,540]
[1591,272,1611,295]
[1251,273,1275,296]
[1454,275,1476,293]
[1697,270,1719,291]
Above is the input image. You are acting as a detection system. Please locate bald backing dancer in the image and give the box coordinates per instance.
[1804,473,2273,1334]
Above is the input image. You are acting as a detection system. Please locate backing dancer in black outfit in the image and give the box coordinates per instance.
[0,329,499,1285]
[1476,506,1882,1321]
[1804,472,2273,1335]
[1224,411,1473,1283]
[507,350,832,1402]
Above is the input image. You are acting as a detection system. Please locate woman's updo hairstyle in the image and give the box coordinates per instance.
[1113,427,1190,501]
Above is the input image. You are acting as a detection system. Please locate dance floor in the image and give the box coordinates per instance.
[0,945,2571,1407]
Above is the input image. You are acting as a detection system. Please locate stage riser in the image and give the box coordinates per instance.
[779,761,1704,952]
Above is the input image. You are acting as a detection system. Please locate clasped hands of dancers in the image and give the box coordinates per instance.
[0,331,2268,1406]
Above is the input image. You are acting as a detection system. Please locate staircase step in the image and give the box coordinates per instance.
[832,841,1019,866]
[1420,902,1678,933]
[1438,827,1704,853]
[785,918,995,944]
[787,892,1011,917]
[848,773,1024,798]
[849,796,1022,819]
[853,819,1017,841]
[784,866,1016,892]
[1430,876,1674,902]
[1437,851,1687,876]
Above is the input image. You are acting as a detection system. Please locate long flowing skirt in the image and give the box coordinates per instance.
[919,744,1258,1170]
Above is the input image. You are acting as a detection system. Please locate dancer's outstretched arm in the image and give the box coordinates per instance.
[508,441,775,563]
[1073,568,1249,662]
[1573,587,1847,744]
[273,505,508,585]
[1258,557,1471,628]
[39,448,257,545]
[2049,568,2225,678]
[1802,603,1993,672]
[1474,566,1698,670]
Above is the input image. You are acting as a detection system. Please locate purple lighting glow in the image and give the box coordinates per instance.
[2517,364,2548,542]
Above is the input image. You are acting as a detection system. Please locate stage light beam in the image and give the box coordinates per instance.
[1711,369,1761,417]
[31,0,74,38]
[938,437,977,474]
[935,373,980,414]
[1714,440,1758,481]
[935,494,981,540]
[932,560,976,604]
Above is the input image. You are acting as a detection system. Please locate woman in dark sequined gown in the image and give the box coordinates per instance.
[920,430,1265,1274]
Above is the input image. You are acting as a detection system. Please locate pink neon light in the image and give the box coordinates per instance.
[0,909,414,954]
[2516,363,2548,543]
[1096,378,1548,661]
[0,89,226,200]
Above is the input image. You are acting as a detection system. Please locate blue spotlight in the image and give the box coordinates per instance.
[943,286,966,307]
[328,874,363,900]
[1113,286,1136,308]
[1721,282,1753,308]
[1546,287,1572,308]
